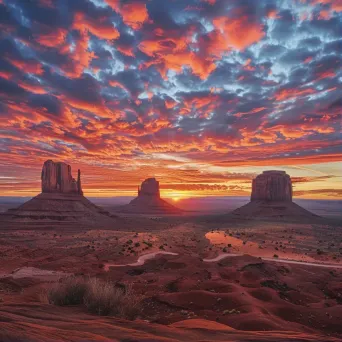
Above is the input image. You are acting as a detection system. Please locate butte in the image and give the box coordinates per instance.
[118,178,182,215]
[230,170,319,222]
[3,160,114,222]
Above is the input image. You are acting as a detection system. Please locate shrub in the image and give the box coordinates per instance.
[47,276,88,306]
[117,283,141,320]
[46,277,141,319]
[143,241,152,247]
[85,278,124,316]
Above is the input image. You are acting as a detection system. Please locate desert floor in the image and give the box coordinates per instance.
[0,211,342,341]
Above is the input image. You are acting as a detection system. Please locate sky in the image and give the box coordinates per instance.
[0,0,341,200]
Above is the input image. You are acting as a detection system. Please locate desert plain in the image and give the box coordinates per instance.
[1,198,342,342]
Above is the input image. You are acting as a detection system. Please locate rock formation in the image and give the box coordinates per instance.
[138,178,160,198]
[229,170,318,222]
[118,178,182,215]
[3,160,113,222]
[41,160,83,195]
[251,171,292,202]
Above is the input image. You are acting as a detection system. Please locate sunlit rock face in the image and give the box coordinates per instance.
[41,160,83,195]
[138,178,160,198]
[251,171,292,202]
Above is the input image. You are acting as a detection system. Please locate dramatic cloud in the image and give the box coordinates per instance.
[0,0,341,198]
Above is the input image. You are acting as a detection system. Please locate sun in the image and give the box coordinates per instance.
[172,197,181,202]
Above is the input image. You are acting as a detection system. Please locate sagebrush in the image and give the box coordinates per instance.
[46,276,141,319]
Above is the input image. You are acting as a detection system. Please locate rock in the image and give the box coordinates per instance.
[117,178,182,215]
[2,160,116,222]
[228,170,320,222]
[251,170,292,202]
[41,160,83,195]
[138,178,160,198]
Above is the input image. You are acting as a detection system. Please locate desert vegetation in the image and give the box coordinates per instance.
[46,276,141,319]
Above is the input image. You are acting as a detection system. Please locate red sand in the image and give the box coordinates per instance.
[1,215,341,341]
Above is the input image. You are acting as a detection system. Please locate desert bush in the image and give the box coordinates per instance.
[85,278,123,316]
[117,283,141,320]
[46,277,141,319]
[48,276,88,306]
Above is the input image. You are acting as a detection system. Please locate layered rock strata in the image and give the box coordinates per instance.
[251,171,292,202]
[41,160,83,195]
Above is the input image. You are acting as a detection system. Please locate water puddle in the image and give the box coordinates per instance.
[205,231,320,262]
[205,231,244,246]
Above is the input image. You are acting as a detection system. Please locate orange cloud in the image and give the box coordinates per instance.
[120,2,149,30]
[267,9,280,19]
[165,99,177,109]
[234,107,267,117]
[316,70,336,80]
[312,0,342,12]
[204,29,231,58]
[35,28,68,47]
[274,88,316,101]
[18,81,48,95]
[318,9,332,20]
[117,45,135,57]
[213,15,265,50]
[8,59,44,75]
[141,49,216,80]
[0,70,12,80]
[139,26,223,79]
[105,0,120,12]
[201,0,216,4]
[139,36,188,57]
[243,58,256,71]
[109,80,131,95]
[73,12,120,40]
[62,31,95,78]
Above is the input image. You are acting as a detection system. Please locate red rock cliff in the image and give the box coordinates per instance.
[41,160,83,195]
[251,170,292,202]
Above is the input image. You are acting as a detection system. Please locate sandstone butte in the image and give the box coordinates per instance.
[3,160,112,222]
[229,170,318,221]
[138,178,161,198]
[41,160,83,195]
[118,177,182,215]
[251,170,293,202]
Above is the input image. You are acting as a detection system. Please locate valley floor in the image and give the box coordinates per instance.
[0,214,341,341]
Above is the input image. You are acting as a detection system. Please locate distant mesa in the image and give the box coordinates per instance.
[138,178,160,198]
[230,170,318,221]
[3,160,113,222]
[118,178,182,215]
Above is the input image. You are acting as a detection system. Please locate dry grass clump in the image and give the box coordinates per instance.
[48,276,87,306]
[46,276,141,319]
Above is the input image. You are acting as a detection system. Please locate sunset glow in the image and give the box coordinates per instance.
[0,0,341,199]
